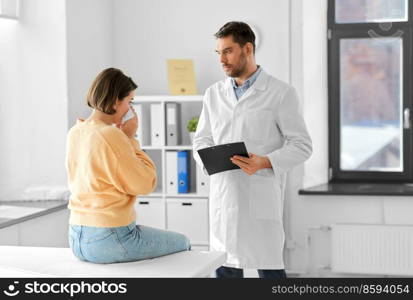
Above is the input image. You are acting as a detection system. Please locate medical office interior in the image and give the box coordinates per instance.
[1,0,413,278]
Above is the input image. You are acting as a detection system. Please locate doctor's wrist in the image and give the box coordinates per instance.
[260,156,272,169]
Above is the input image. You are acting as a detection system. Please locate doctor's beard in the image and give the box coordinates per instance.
[223,51,248,78]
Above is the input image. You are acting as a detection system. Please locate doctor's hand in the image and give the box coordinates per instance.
[230,153,272,176]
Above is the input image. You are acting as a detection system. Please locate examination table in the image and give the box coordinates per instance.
[0,246,226,278]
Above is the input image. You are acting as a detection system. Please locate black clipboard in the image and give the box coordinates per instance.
[197,142,249,175]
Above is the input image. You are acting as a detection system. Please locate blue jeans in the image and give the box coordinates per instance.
[216,266,287,278]
[68,221,191,264]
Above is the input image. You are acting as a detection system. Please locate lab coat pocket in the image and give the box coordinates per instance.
[249,175,281,221]
[244,110,274,142]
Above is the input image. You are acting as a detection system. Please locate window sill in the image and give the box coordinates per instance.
[299,183,413,196]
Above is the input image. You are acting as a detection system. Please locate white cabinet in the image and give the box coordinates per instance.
[0,208,70,247]
[191,245,210,251]
[0,225,18,246]
[134,198,165,229]
[19,209,70,247]
[166,198,209,245]
[132,95,211,248]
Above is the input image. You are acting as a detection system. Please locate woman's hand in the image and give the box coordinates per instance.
[117,107,139,139]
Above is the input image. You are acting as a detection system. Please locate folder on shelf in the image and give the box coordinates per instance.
[178,151,189,193]
[197,142,249,175]
[133,104,143,144]
[166,151,178,194]
[166,103,181,146]
[196,164,210,195]
[150,103,163,146]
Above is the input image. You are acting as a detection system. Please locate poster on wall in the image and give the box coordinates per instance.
[167,59,198,95]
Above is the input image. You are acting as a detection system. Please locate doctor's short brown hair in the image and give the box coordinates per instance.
[86,68,138,115]
[214,21,256,54]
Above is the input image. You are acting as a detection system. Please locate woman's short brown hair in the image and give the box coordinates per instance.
[87,68,138,115]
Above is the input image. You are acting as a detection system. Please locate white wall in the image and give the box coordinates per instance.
[301,0,329,188]
[66,0,113,127]
[0,0,68,201]
[283,0,329,274]
[112,0,290,94]
[0,0,114,201]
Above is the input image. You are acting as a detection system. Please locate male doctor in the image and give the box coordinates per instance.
[193,21,312,278]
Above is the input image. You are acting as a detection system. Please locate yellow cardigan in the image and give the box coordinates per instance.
[65,118,157,227]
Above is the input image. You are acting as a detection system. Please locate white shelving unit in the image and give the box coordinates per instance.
[131,95,210,250]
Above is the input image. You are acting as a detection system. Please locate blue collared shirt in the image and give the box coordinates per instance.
[231,66,262,100]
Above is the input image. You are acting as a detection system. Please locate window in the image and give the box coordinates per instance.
[0,0,19,19]
[335,0,408,23]
[328,0,413,182]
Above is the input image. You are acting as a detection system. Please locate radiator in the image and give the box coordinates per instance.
[331,224,413,276]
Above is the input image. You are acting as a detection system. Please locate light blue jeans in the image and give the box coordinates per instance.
[68,221,191,264]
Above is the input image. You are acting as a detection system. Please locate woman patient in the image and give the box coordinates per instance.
[65,68,190,264]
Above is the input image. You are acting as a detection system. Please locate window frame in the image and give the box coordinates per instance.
[328,0,413,182]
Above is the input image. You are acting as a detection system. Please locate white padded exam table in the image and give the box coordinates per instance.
[0,246,226,278]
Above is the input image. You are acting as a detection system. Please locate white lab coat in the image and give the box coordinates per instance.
[192,69,312,269]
